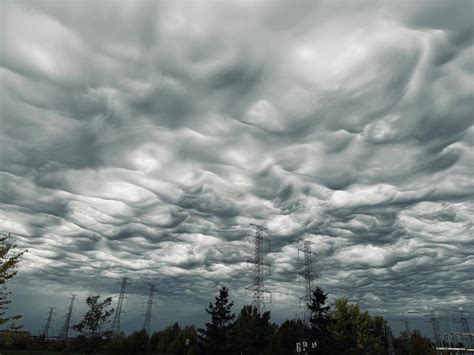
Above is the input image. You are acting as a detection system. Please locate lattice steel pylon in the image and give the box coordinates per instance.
[142,284,155,334]
[459,308,470,333]
[298,240,316,322]
[59,294,76,339]
[384,324,395,355]
[110,277,128,334]
[42,307,55,338]
[245,224,271,314]
[427,309,441,346]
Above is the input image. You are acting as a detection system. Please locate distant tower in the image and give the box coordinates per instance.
[42,307,55,338]
[405,320,410,334]
[110,278,128,334]
[59,294,77,339]
[245,224,271,313]
[384,324,395,355]
[298,240,316,322]
[459,309,470,333]
[427,309,441,346]
[143,284,155,334]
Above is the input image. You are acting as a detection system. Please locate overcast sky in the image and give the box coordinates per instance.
[1,0,473,336]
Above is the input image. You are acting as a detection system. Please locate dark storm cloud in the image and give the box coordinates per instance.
[1,0,473,332]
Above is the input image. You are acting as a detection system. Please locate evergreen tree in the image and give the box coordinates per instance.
[198,286,235,355]
[307,287,332,353]
[275,319,309,354]
[0,232,26,331]
[232,305,274,355]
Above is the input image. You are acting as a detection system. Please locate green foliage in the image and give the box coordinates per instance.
[328,298,385,355]
[392,329,435,355]
[232,305,275,354]
[198,286,235,355]
[149,322,197,354]
[0,232,26,331]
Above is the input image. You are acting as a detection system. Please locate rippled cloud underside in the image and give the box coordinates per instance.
[1,0,473,331]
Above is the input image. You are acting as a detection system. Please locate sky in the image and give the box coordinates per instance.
[1,0,473,336]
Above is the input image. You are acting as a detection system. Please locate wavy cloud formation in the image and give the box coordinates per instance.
[1,0,473,333]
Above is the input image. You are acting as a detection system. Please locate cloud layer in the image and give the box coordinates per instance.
[1,0,473,334]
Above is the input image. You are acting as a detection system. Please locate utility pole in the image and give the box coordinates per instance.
[297,240,316,322]
[42,307,55,338]
[110,277,128,334]
[59,294,76,339]
[143,284,155,334]
[245,224,271,313]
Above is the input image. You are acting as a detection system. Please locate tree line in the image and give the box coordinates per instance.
[1,232,436,354]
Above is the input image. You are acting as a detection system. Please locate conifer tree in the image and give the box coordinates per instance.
[198,286,235,355]
[307,287,332,353]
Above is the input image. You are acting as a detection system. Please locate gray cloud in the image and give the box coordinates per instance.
[1,0,473,334]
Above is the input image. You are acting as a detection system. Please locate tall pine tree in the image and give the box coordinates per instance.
[198,286,235,355]
[307,287,332,353]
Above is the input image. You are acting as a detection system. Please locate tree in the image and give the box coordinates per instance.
[73,295,114,354]
[0,232,27,331]
[307,286,332,353]
[409,330,435,355]
[275,319,309,354]
[198,286,235,355]
[232,305,275,355]
[125,329,149,354]
[328,298,384,355]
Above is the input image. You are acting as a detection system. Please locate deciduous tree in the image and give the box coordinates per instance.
[73,295,114,354]
[0,232,26,330]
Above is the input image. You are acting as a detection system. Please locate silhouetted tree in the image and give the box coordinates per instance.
[232,305,275,354]
[73,295,114,354]
[151,323,197,354]
[126,328,149,354]
[198,286,235,355]
[0,232,26,331]
[307,286,332,353]
[105,331,126,354]
[275,319,309,354]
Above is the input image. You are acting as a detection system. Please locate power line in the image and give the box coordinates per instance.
[111,277,129,334]
[59,294,77,339]
[245,224,271,314]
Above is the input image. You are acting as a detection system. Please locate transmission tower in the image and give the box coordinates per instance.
[297,240,317,322]
[459,309,470,333]
[245,224,271,313]
[142,284,155,334]
[404,320,410,334]
[41,307,55,338]
[110,277,129,334]
[59,294,77,339]
[426,309,441,346]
